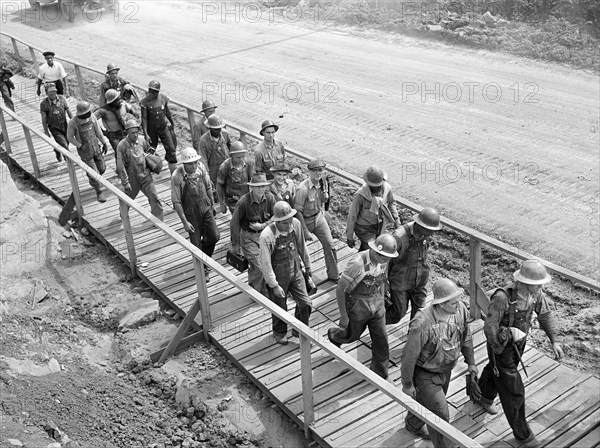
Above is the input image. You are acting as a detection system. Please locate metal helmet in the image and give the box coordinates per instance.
[205,114,224,129]
[513,259,551,285]
[124,119,140,131]
[201,100,217,113]
[363,165,386,187]
[148,80,161,91]
[272,201,297,222]
[368,234,398,258]
[432,278,463,305]
[76,101,91,116]
[414,207,442,231]
[180,147,201,164]
[229,141,247,155]
[105,89,120,104]
[106,63,120,74]
[259,120,279,136]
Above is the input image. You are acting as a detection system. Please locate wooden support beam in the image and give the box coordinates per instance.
[193,257,212,340]
[150,330,205,363]
[66,159,84,224]
[469,237,482,320]
[239,131,248,148]
[28,46,37,65]
[119,199,137,278]
[0,108,12,154]
[300,334,314,441]
[157,300,201,364]
[10,37,24,69]
[22,125,40,178]
[74,64,86,100]
[186,108,196,142]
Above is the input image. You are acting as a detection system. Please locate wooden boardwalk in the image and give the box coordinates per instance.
[2,76,599,448]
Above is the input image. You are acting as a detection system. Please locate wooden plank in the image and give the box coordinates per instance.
[119,199,138,278]
[150,330,205,363]
[549,406,600,447]
[568,423,600,448]
[157,300,201,364]
[300,334,314,440]
[469,238,482,320]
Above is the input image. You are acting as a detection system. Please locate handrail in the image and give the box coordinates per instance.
[0,100,482,447]
[2,30,596,297]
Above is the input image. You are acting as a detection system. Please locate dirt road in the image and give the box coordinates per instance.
[1,0,598,277]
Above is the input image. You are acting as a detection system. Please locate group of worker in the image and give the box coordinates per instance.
[13,53,561,448]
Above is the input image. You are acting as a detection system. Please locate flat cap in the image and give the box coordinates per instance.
[43,51,55,57]
[307,159,326,170]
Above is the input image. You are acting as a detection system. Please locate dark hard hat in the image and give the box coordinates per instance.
[368,233,398,258]
[205,114,224,129]
[432,278,463,304]
[260,120,279,136]
[363,165,386,187]
[513,259,551,285]
[106,63,120,74]
[201,100,217,113]
[105,89,120,104]
[148,80,161,91]
[414,207,442,231]
[229,141,247,155]
[272,201,297,222]
[76,101,91,116]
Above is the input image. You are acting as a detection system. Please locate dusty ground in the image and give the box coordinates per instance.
[0,0,598,279]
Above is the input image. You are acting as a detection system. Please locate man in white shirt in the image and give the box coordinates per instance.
[37,51,68,96]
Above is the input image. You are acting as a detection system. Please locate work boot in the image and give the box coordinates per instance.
[521,435,541,448]
[55,151,63,162]
[476,400,498,415]
[274,335,288,345]
[204,268,210,283]
[406,424,431,440]
[96,190,107,203]
[327,328,342,348]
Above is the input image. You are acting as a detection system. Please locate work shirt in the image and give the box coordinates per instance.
[270,179,296,205]
[99,75,130,107]
[294,177,325,218]
[216,158,252,201]
[38,61,67,83]
[259,218,310,288]
[191,113,209,151]
[171,162,212,206]
[484,283,558,355]
[254,140,285,178]
[342,251,388,296]
[67,115,109,153]
[230,192,276,247]
[346,182,399,239]
[401,302,475,388]
[40,95,69,131]
[116,136,151,187]
[198,130,232,184]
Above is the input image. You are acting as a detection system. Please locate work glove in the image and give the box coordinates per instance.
[465,372,482,402]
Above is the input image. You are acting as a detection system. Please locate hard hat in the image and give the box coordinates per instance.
[45,83,57,93]
[106,63,120,74]
[148,80,161,91]
[247,172,271,187]
[363,166,386,187]
[259,120,279,136]
[76,101,91,116]
[513,259,551,285]
[201,100,217,113]
[229,141,247,155]
[205,114,224,129]
[432,278,463,305]
[124,119,140,131]
[307,159,326,170]
[414,207,442,231]
[368,233,398,258]
[180,147,201,164]
[105,89,120,104]
[272,201,297,222]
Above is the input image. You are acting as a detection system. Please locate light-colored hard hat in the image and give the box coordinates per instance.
[414,207,442,231]
[105,89,120,104]
[513,259,551,285]
[431,278,463,305]
[272,201,297,222]
[180,147,201,164]
[368,234,398,258]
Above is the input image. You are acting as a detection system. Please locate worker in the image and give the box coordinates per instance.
[67,101,110,203]
[99,63,129,107]
[40,83,72,162]
[0,68,15,112]
[171,147,220,282]
[387,207,442,324]
[140,80,177,173]
[346,165,401,251]
[216,141,253,214]
[192,99,218,150]
[327,234,398,378]
[294,159,339,282]
[94,89,137,160]
[230,172,275,294]
[259,201,312,345]
[115,119,164,220]
[269,162,296,206]
[254,119,285,180]
[477,259,563,448]
[37,51,67,96]
[401,278,477,445]
[197,114,231,196]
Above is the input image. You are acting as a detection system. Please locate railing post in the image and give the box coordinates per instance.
[10,37,24,69]
[66,157,84,224]
[240,131,248,148]
[186,107,196,143]
[0,108,12,154]
[73,64,86,100]
[193,257,212,340]
[22,126,40,178]
[28,46,37,65]
[469,237,482,320]
[119,199,138,278]
[300,334,314,441]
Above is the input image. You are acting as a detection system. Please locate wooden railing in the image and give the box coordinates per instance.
[0,102,483,447]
